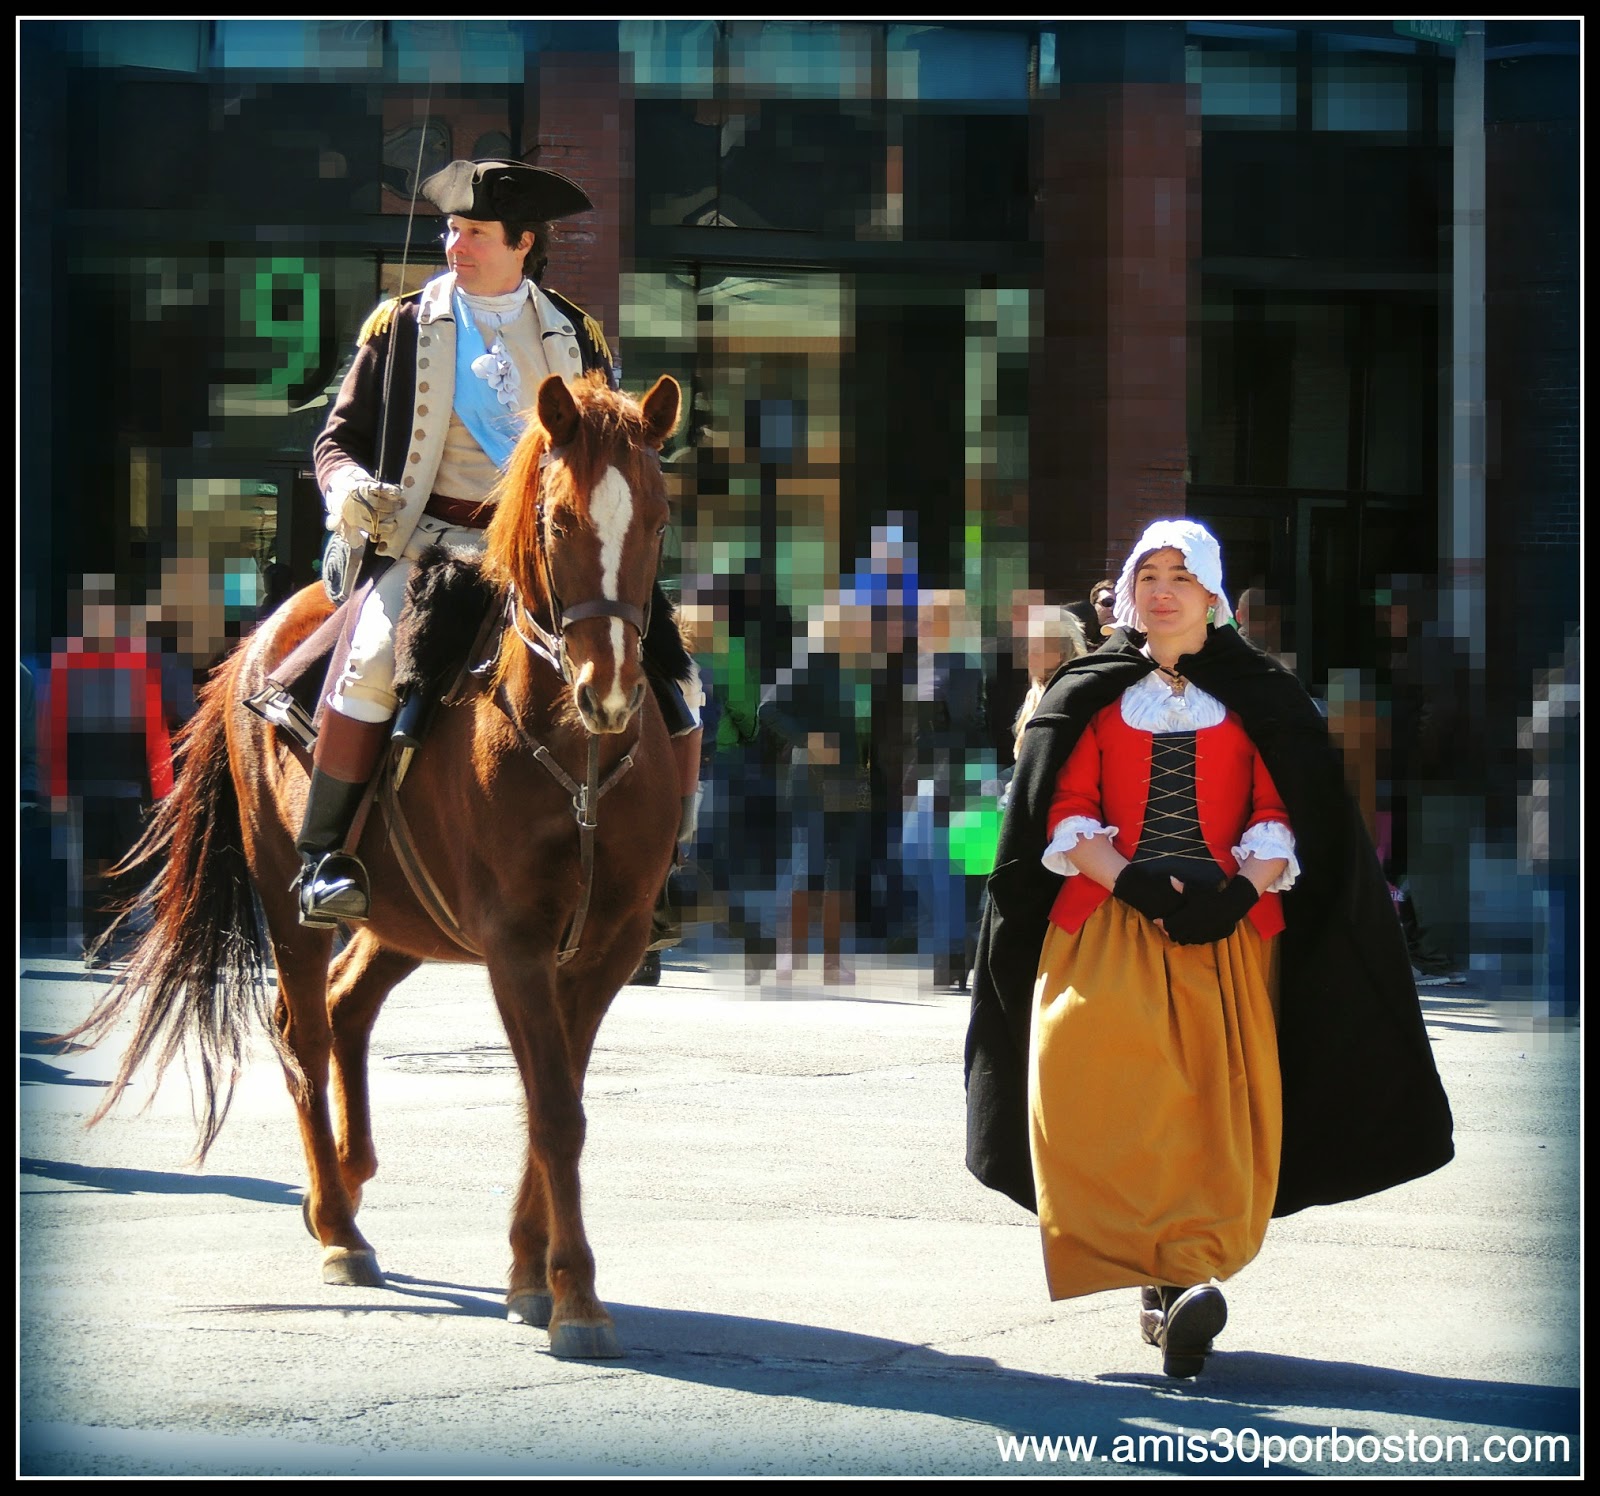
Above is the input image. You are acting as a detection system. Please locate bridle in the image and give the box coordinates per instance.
[509,443,659,684]
[489,433,666,965]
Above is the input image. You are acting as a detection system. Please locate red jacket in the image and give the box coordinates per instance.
[43,641,175,803]
[1046,699,1289,939]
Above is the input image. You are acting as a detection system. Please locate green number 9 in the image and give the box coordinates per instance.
[249,258,321,396]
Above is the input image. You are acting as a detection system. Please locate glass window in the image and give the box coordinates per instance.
[1364,306,1434,495]
[1037,31,1058,94]
[213,19,381,72]
[887,25,1031,102]
[636,98,885,237]
[620,18,717,94]
[903,113,1031,240]
[1191,295,1240,487]
[1313,58,1412,132]
[724,21,877,101]
[389,20,526,84]
[1285,303,1351,490]
[58,20,207,73]
[1186,48,1296,122]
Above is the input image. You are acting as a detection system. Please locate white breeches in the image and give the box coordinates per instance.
[329,516,488,723]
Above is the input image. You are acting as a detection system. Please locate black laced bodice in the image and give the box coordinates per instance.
[1127,732,1227,890]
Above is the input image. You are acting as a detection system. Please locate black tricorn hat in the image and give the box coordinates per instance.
[420,159,593,223]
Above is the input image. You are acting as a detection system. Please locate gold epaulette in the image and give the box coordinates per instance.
[582,312,612,370]
[357,289,422,347]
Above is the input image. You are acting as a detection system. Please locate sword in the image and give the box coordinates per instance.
[325,97,432,605]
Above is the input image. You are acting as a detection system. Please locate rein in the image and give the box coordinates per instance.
[494,684,637,964]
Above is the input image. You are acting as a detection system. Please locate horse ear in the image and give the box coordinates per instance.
[640,375,681,450]
[536,374,581,448]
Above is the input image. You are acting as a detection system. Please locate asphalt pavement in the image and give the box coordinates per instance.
[18,947,1581,1477]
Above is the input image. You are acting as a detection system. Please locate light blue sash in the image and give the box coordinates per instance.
[452,288,526,470]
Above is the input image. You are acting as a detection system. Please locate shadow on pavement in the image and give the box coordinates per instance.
[148,1287,1578,1468]
[20,1030,107,1090]
[195,1273,511,1322]
[20,1156,300,1207]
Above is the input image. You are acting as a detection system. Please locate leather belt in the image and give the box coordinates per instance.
[424,493,494,529]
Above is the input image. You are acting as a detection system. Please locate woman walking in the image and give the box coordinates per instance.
[965,520,1453,1377]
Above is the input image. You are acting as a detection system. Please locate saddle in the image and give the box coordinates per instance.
[245,545,697,757]
[243,546,505,762]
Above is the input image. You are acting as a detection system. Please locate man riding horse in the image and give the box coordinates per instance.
[302,157,699,929]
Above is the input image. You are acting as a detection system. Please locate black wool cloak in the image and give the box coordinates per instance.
[964,624,1454,1217]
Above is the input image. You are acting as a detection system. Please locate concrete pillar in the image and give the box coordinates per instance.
[1444,20,1488,672]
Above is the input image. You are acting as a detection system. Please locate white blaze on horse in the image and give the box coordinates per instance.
[64,371,683,1358]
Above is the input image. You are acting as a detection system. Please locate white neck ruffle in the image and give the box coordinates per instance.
[459,282,532,410]
[1119,665,1227,733]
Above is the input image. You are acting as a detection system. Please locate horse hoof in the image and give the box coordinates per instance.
[548,1320,623,1359]
[506,1292,553,1328]
[321,1246,384,1287]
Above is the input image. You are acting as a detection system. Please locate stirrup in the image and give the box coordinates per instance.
[296,852,371,929]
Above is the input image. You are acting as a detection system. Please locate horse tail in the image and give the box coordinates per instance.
[61,649,282,1162]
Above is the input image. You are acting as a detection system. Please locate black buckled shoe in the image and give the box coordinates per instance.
[297,851,371,928]
[1138,1285,1166,1347]
[1155,1284,1228,1379]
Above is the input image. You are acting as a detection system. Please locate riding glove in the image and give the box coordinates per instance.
[1112,863,1186,923]
[335,476,404,544]
[1160,876,1259,945]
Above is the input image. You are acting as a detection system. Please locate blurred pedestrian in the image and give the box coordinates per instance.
[38,576,185,964]
[760,593,877,987]
[902,588,990,990]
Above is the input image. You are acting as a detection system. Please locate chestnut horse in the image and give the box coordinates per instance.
[66,370,682,1358]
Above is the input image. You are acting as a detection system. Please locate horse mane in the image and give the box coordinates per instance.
[481,371,659,615]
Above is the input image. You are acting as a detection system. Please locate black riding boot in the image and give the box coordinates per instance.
[296,711,388,928]
[644,792,698,954]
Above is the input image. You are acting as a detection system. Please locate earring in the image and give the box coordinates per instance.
[1206,605,1216,624]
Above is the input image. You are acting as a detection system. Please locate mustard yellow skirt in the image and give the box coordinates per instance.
[1027,898,1282,1300]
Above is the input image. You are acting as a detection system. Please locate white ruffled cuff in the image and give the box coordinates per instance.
[1234,820,1299,892]
[1042,816,1120,876]
[324,463,373,533]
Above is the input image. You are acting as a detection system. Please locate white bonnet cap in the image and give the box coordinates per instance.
[1113,519,1234,631]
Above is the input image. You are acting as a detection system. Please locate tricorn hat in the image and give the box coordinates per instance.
[420,158,593,223]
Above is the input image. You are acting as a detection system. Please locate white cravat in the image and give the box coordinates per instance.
[459,282,532,411]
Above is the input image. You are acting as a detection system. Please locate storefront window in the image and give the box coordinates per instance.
[212,19,381,72]
[1313,58,1413,132]
[724,21,878,101]
[620,19,718,94]
[57,20,207,72]
[389,20,526,84]
[622,266,847,622]
[1186,48,1296,124]
[887,25,1032,101]
[636,98,886,236]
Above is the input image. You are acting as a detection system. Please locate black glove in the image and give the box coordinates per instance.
[1160,876,1260,946]
[1112,863,1186,922]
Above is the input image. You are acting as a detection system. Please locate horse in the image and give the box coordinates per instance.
[64,369,684,1358]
